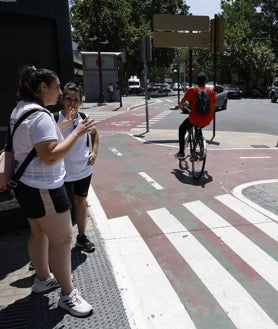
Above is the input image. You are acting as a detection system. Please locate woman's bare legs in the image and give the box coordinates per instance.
[28,210,74,295]
[74,195,87,236]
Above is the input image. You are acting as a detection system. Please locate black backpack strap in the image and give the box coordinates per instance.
[7,109,51,189]
[79,112,89,147]
[53,111,59,122]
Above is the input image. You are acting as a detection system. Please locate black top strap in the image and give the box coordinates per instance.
[6,109,51,188]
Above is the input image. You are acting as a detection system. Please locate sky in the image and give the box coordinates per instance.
[185,0,222,19]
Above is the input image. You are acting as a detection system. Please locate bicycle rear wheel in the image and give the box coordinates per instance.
[191,137,206,179]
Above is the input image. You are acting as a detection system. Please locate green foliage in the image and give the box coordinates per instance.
[220,0,277,90]
[70,0,189,82]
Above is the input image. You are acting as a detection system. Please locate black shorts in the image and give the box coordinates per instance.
[64,174,92,198]
[15,181,71,219]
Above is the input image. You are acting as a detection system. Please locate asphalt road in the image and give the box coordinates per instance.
[148,97,278,136]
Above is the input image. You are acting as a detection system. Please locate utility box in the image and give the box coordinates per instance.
[81,52,123,102]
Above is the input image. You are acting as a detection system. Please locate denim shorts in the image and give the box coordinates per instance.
[15,181,71,219]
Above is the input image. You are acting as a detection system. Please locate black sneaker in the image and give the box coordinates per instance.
[174,151,185,159]
[75,234,95,253]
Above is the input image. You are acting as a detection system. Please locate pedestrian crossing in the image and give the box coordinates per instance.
[81,109,121,123]
[87,186,278,329]
[135,110,171,129]
[81,98,175,125]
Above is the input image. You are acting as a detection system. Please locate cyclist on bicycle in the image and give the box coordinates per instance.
[174,72,216,159]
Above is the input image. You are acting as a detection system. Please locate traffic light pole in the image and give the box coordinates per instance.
[211,14,218,142]
[141,36,152,133]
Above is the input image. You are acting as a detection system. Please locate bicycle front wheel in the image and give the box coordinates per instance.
[191,137,206,179]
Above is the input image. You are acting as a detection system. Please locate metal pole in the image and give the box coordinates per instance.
[189,49,193,87]
[144,61,149,132]
[97,49,105,105]
[177,59,180,103]
[211,14,217,141]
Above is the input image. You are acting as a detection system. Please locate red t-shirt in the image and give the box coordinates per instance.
[182,86,216,126]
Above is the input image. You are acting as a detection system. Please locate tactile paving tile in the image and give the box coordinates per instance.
[0,216,131,328]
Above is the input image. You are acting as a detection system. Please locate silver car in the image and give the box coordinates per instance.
[180,84,228,113]
[206,84,228,111]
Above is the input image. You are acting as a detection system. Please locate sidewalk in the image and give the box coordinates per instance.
[0,96,278,328]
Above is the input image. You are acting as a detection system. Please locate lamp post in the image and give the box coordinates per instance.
[89,0,108,105]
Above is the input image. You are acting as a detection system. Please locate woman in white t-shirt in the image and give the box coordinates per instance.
[11,66,95,317]
[55,82,99,253]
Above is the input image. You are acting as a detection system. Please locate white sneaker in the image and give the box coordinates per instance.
[58,288,93,317]
[32,273,60,293]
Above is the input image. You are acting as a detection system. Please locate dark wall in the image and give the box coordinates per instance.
[0,0,74,138]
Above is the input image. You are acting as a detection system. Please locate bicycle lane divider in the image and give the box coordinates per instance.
[138,172,164,190]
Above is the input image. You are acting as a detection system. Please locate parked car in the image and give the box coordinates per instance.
[223,84,242,99]
[172,83,183,91]
[207,84,228,111]
[181,84,227,113]
[151,83,171,96]
[269,79,278,103]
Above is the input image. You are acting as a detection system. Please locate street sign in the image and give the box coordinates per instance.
[153,14,209,31]
[153,14,210,49]
[210,16,225,52]
[153,31,209,48]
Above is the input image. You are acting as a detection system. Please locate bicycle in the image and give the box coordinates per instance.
[177,105,207,180]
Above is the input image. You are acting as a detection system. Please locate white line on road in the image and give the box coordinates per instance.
[106,215,197,329]
[109,147,123,156]
[184,200,278,291]
[215,194,278,241]
[87,186,196,329]
[138,172,164,190]
[239,156,271,159]
[149,207,278,329]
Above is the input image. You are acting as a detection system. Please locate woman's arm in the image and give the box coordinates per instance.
[35,117,95,165]
[88,129,99,165]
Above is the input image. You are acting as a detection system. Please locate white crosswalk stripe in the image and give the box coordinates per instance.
[215,194,278,241]
[88,186,278,329]
[148,207,277,329]
[183,200,278,291]
[83,111,120,123]
[136,110,171,128]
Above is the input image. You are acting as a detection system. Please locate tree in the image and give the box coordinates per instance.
[219,0,276,91]
[69,0,189,82]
